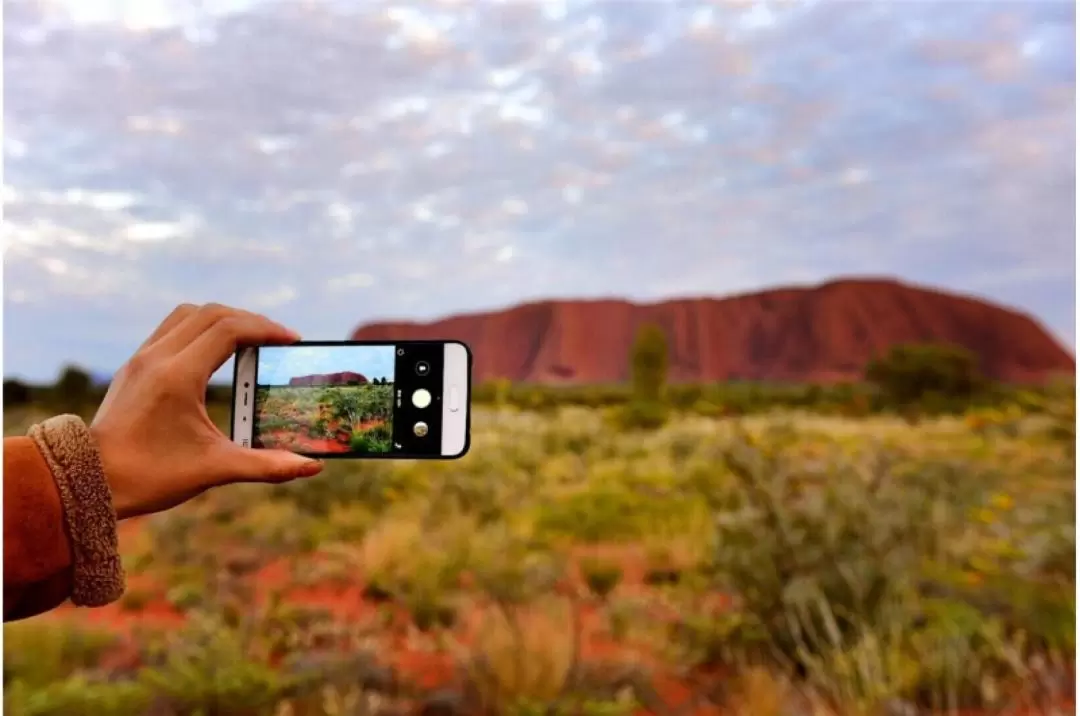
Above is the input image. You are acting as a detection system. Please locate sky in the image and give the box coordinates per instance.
[257,345,396,386]
[3,0,1076,382]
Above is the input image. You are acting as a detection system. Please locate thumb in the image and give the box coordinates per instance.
[217,444,324,484]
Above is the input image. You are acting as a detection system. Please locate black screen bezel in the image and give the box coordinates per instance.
[230,339,472,460]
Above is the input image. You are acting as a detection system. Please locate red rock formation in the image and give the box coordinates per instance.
[288,371,369,387]
[351,278,1075,384]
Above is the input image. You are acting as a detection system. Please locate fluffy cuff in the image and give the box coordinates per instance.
[28,415,125,607]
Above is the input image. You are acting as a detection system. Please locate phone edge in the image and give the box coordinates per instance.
[441,341,472,458]
[231,347,257,447]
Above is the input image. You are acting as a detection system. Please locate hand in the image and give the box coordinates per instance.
[90,303,324,520]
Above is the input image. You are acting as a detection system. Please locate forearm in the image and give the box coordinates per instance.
[3,416,125,621]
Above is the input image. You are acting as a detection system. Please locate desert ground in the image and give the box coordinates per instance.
[3,391,1074,716]
[254,384,394,454]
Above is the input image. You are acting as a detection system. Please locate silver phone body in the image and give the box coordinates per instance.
[231,341,470,458]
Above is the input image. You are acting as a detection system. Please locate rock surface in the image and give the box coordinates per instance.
[288,371,369,386]
[351,278,1074,384]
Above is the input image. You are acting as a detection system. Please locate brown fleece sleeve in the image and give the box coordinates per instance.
[3,415,125,620]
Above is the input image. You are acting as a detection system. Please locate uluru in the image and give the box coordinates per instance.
[288,372,369,387]
[351,278,1074,384]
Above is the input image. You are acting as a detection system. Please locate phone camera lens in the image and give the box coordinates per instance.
[244,382,250,388]
[415,361,430,377]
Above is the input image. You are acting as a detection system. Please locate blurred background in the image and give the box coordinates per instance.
[2,2,1076,716]
[3,0,1074,383]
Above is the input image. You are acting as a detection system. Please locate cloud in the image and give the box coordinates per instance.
[3,0,1074,381]
[257,344,397,385]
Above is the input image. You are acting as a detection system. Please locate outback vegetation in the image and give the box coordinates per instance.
[3,329,1075,715]
[254,385,395,454]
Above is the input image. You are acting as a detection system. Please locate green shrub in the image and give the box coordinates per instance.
[4,677,153,716]
[630,323,668,404]
[580,559,623,601]
[4,622,117,687]
[698,426,1064,709]
[407,590,458,632]
[3,379,32,408]
[166,583,205,611]
[615,400,669,430]
[866,343,985,409]
[350,422,393,452]
[535,486,699,543]
[118,588,155,613]
[139,615,302,713]
[51,365,94,414]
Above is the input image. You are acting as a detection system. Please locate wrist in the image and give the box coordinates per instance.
[87,423,138,521]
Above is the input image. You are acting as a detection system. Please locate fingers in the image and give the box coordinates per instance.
[214,444,323,484]
[153,303,298,360]
[178,311,301,381]
[138,303,197,351]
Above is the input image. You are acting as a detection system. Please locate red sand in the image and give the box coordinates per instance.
[44,531,1074,716]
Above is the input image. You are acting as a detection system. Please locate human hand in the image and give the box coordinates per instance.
[90,303,324,520]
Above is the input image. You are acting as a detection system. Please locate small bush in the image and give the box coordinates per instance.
[580,558,623,601]
[350,422,393,452]
[4,677,153,716]
[4,622,118,687]
[118,588,155,613]
[615,400,669,430]
[866,343,985,409]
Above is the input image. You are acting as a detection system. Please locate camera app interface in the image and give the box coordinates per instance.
[252,343,444,457]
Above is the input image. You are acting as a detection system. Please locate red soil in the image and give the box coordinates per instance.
[259,418,388,454]
[351,278,1074,384]
[45,528,1073,715]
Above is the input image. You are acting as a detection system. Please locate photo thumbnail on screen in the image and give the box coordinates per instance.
[253,345,396,455]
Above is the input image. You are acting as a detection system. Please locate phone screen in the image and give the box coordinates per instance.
[233,341,468,459]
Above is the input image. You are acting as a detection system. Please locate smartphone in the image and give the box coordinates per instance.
[231,340,471,459]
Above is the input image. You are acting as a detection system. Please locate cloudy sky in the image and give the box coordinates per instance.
[3,0,1075,382]
[257,344,396,385]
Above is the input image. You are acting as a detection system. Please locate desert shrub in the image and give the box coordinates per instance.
[1046,395,1076,457]
[3,379,32,408]
[50,365,94,413]
[630,324,668,402]
[695,426,1070,709]
[614,323,670,429]
[327,384,394,426]
[268,459,413,516]
[406,587,458,632]
[4,677,153,716]
[614,399,670,430]
[471,537,566,605]
[535,485,700,543]
[118,587,155,613]
[255,414,293,433]
[4,621,118,688]
[165,582,205,612]
[432,472,509,524]
[866,343,985,410]
[350,421,393,452]
[309,417,333,438]
[580,558,623,601]
[138,613,312,712]
[464,598,578,712]
[465,376,1058,419]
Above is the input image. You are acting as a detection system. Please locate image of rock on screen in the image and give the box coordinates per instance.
[253,345,395,455]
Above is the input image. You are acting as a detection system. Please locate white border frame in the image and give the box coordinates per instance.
[440,341,469,457]
[231,346,257,447]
